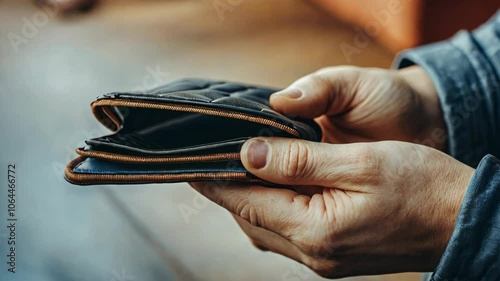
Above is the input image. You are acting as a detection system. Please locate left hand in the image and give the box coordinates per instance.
[190,138,474,278]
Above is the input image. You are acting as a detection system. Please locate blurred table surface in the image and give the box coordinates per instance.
[0,0,420,280]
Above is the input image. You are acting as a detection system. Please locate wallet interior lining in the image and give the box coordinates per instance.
[87,98,301,157]
[76,148,240,163]
[91,99,301,137]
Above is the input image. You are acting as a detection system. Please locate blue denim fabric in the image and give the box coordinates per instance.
[433,155,500,281]
[393,11,500,281]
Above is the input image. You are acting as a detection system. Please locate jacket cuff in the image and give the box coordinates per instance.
[393,32,498,167]
[431,155,500,281]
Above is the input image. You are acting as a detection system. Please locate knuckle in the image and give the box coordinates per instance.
[279,141,314,180]
[234,199,261,228]
[315,65,359,76]
[314,67,334,76]
[304,73,331,92]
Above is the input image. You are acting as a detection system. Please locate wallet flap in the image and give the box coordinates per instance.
[92,79,321,141]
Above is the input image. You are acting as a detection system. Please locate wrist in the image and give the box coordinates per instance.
[398,65,448,152]
[431,161,475,266]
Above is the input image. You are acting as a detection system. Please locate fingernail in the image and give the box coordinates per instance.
[246,140,268,169]
[272,87,303,99]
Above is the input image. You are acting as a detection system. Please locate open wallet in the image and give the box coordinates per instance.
[64,79,322,186]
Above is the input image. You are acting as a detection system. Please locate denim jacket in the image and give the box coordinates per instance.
[394,11,500,281]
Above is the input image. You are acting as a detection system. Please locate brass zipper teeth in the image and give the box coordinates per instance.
[91,99,300,137]
[65,157,267,185]
[76,148,240,163]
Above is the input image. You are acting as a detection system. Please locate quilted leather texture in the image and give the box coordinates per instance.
[101,79,320,140]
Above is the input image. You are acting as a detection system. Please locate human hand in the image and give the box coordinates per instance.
[190,138,474,278]
[270,65,447,151]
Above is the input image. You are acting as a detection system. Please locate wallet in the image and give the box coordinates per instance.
[65,79,322,186]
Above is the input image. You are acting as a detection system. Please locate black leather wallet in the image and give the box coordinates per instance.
[65,79,322,185]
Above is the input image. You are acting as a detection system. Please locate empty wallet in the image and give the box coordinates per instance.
[65,79,322,186]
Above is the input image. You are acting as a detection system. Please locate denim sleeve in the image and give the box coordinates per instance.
[432,155,500,281]
[393,11,500,168]
[392,11,500,281]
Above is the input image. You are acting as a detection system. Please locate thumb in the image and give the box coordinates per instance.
[270,66,361,119]
[240,137,379,188]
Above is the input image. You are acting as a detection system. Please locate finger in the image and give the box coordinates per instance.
[189,182,310,237]
[270,66,361,119]
[240,137,380,189]
[232,214,307,262]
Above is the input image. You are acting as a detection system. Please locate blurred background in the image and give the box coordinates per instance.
[0,0,497,281]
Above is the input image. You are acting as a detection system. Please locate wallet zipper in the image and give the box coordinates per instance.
[65,156,268,185]
[92,99,301,137]
[76,148,240,163]
[80,98,294,185]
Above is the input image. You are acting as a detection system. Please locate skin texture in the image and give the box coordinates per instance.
[190,66,475,278]
[269,66,447,151]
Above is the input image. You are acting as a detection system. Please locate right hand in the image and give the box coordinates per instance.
[191,139,475,278]
[270,65,448,151]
